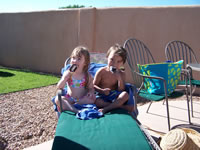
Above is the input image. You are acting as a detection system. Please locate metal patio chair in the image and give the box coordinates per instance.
[123,38,191,131]
[165,40,200,117]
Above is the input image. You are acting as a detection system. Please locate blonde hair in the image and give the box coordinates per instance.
[70,46,90,89]
[106,44,127,64]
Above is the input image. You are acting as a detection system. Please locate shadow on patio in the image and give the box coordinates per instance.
[137,94,200,140]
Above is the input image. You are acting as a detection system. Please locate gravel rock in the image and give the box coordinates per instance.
[0,85,57,150]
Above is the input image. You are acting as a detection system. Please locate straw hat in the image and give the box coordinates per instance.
[160,128,200,150]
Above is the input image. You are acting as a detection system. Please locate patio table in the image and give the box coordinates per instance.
[187,63,200,71]
[186,63,200,117]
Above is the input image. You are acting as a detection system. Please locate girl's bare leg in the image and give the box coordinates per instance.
[55,96,79,113]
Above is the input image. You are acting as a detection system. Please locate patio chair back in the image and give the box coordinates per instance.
[123,38,191,131]
[123,38,155,86]
[165,40,199,69]
[165,40,200,117]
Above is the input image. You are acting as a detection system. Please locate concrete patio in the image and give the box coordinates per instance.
[137,96,200,139]
[24,95,200,150]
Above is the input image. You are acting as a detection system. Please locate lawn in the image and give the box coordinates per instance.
[0,67,60,94]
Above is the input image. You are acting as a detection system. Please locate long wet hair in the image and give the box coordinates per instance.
[70,46,90,89]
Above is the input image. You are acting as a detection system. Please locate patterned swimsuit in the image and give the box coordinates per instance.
[68,76,86,88]
[65,76,86,103]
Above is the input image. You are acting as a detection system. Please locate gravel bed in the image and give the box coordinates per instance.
[0,85,58,150]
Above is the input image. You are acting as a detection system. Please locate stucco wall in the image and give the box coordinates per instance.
[0,10,79,74]
[0,6,200,84]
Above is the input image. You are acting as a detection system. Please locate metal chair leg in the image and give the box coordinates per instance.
[190,84,196,117]
[188,67,195,117]
[165,98,171,131]
[57,89,63,113]
[187,95,191,124]
[190,86,194,117]
[185,70,191,123]
[163,100,165,105]
[162,79,171,131]
[186,81,191,124]
[146,101,153,113]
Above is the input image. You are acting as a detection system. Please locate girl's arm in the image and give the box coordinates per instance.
[93,68,105,94]
[88,74,95,93]
[57,70,71,89]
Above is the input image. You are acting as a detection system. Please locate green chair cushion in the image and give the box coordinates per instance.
[139,89,165,101]
[191,79,200,86]
[52,109,152,150]
[139,90,184,102]
[168,91,184,98]
[178,80,189,85]
[179,79,200,86]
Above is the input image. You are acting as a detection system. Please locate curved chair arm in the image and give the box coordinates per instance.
[56,89,63,113]
[64,57,71,68]
[182,69,190,77]
[135,70,170,130]
[134,71,167,93]
[135,71,166,80]
[181,69,191,94]
[181,69,190,88]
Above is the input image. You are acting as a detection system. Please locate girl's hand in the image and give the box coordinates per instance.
[57,70,72,89]
[103,88,111,95]
[62,70,72,81]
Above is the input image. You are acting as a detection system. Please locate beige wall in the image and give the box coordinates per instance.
[0,6,200,84]
[0,10,79,74]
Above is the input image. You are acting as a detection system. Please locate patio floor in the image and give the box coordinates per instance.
[137,95,200,140]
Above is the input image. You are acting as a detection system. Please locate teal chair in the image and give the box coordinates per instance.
[165,40,200,117]
[124,38,191,131]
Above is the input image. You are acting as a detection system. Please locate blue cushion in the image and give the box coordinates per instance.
[137,60,183,95]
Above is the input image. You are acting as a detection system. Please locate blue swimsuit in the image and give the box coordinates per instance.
[96,90,122,103]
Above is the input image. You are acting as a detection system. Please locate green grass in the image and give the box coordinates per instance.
[0,67,60,94]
